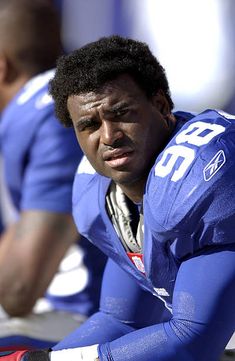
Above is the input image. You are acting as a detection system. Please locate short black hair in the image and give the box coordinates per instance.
[0,0,62,75]
[49,35,174,127]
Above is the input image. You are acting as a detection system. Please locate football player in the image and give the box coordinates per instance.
[2,35,235,360]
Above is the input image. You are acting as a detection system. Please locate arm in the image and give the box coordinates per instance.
[0,111,82,316]
[0,259,154,360]
[0,210,78,316]
[53,258,168,350]
[1,247,234,360]
[98,245,235,361]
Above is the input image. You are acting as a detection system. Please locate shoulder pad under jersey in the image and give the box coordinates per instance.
[72,156,110,243]
[145,109,235,256]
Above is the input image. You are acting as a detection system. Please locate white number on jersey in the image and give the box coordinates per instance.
[155,121,225,182]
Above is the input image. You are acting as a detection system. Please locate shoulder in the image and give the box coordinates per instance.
[1,70,56,137]
[153,109,234,182]
[16,69,55,111]
[73,156,100,204]
[145,110,235,249]
[2,69,79,154]
[72,156,110,238]
[73,156,110,209]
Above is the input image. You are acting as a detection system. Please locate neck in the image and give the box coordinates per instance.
[117,177,146,204]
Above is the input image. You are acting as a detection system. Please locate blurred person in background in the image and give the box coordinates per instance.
[0,0,106,350]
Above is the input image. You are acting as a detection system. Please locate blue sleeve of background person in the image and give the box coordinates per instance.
[99,245,235,361]
[53,258,170,350]
[21,112,83,213]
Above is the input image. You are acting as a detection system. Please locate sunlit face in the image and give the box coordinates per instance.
[68,74,172,192]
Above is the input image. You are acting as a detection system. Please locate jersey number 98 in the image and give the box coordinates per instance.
[154,121,225,182]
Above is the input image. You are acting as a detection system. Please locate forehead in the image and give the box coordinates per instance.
[67,74,145,115]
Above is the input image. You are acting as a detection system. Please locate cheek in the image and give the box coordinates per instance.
[74,133,89,156]
[135,122,160,154]
[76,133,98,159]
[134,125,151,146]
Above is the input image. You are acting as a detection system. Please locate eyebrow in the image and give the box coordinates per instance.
[75,117,94,129]
[75,101,132,128]
[104,101,130,115]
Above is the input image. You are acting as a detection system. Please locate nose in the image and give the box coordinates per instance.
[100,120,123,147]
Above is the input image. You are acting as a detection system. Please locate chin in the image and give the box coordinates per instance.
[112,171,143,186]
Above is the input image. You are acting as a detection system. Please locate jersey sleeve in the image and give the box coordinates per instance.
[145,112,235,259]
[98,245,235,361]
[53,246,235,360]
[21,110,83,213]
[53,258,170,350]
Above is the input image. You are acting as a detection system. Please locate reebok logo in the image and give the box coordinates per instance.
[203,150,226,181]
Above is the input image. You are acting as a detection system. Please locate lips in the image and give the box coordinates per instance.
[102,148,134,168]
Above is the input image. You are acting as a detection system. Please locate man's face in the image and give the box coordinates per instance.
[67,74,171,189]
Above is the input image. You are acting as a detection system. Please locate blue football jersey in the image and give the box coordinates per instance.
[0,70,79,212]
[73,109,235,310]
[0,70,106,318]
[61,109,235,360]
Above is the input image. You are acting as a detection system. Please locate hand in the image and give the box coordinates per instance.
[50,344,99,360]
[0,350,50,360]
[0,344,99,361]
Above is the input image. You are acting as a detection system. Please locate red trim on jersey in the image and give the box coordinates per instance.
[127,252,145,274]
[2,350,28,360]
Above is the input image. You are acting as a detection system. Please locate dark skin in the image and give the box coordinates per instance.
[67,74,176,203]
[67,74,175,360]
[0,211,78,315]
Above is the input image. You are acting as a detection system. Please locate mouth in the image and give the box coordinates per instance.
[103,148,134,168]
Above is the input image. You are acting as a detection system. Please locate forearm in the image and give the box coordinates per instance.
[99,246,235,361]
[0,211,78,316]
[12,247,233,361]
[53,258,169,351]
[2,244,235,361]
[53,311,135,350]
[98,317,199,361]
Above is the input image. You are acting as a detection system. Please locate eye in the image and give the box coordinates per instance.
[112,107,129,118]
[76,118,100,132]
[116,109,127,117]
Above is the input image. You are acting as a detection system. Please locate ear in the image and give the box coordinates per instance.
[0,52,18,84]
[151,89,171,116]
[0,53,8,85]
[151,90,176,130]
